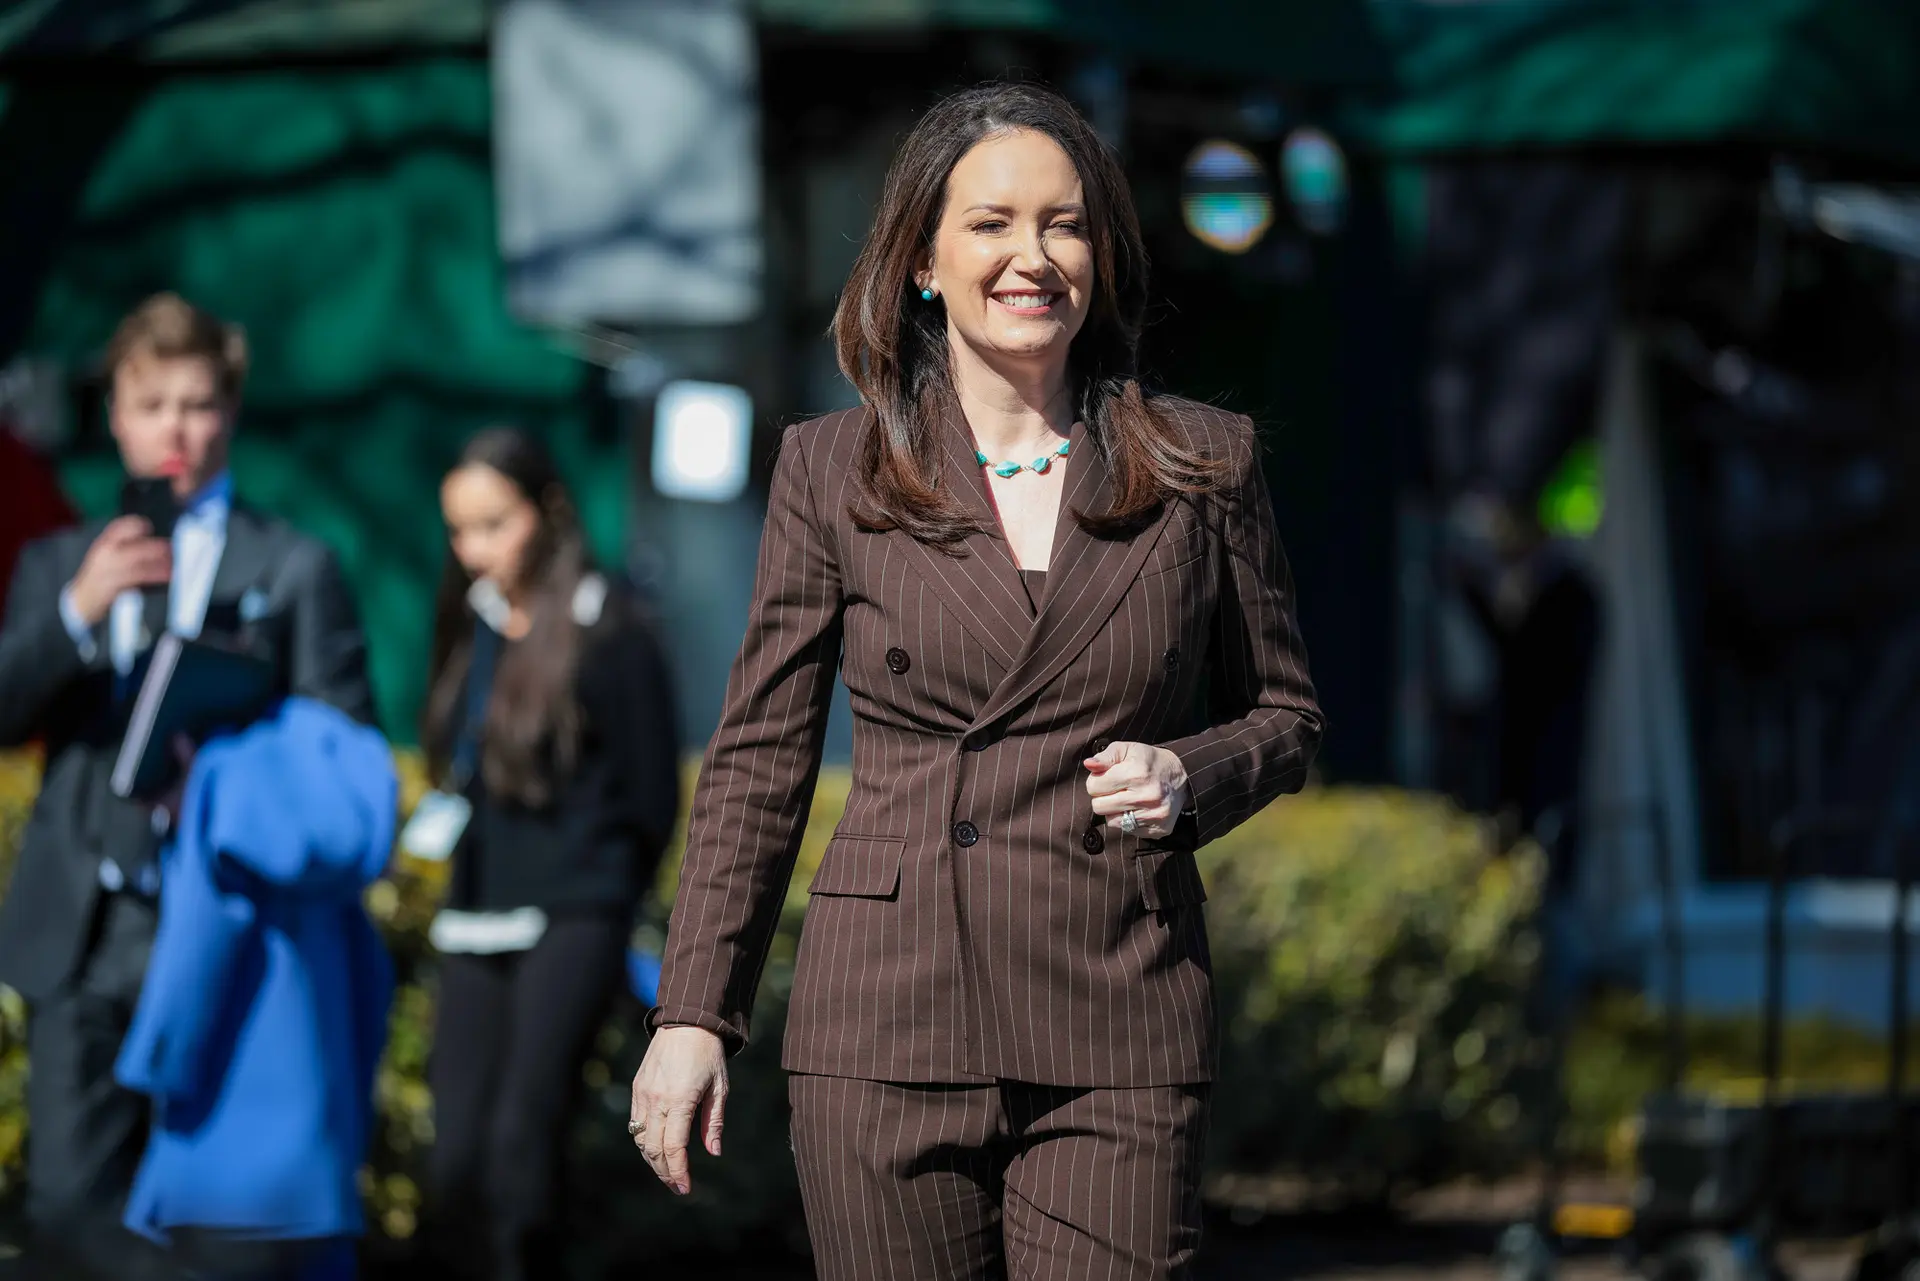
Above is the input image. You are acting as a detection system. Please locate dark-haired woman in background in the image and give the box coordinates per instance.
[631,83,1321,1279]
[416,429,679,1281]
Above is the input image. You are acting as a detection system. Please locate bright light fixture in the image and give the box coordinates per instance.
[1181,140,1274,255]
[652,380,751,502]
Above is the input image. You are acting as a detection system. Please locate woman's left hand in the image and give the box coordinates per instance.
[1083,742,1189,839]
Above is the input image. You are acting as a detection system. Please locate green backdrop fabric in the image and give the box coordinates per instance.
[1365,0,1920,163]
[9,58,619,739]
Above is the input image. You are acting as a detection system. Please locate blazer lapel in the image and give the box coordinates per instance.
[967,421,1178,735]
[884,403,1035,670]
[204,506,274,626]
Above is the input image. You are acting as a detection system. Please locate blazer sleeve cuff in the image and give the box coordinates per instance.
[56,585,102,663]
[646,1005,748,1055]
[23,589,102,685]
[1160,725,1306,849]
[1142,805,1202,855]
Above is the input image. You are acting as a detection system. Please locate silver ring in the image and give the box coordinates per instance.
[627,1118,644,1136]
[1119,810,1139,836]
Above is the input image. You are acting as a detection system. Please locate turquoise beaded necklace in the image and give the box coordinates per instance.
[974,437,1070,479]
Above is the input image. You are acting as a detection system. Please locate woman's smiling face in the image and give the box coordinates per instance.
[920,127,1094,376]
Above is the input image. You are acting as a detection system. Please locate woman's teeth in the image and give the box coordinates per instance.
[995,293,1057,309]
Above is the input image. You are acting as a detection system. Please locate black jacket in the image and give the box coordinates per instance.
[443,582,680,916]
[0,506,374,1000]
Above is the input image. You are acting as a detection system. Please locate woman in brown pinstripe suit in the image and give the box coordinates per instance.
[630,82,1323,1279]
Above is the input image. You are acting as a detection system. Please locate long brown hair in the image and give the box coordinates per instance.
[834,81,1227,546]
[421,428,589,807]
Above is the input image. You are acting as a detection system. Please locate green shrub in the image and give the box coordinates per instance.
[1200,789,1549,1195]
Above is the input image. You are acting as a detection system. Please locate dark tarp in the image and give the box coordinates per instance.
[1365,0,1920,166]
[1423,160,1627,508]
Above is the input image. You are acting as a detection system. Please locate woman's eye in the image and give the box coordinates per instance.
[974,220,1007,233]
[1052,221,1083,236]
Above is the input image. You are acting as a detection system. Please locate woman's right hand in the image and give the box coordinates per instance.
[629,1025,729,1195]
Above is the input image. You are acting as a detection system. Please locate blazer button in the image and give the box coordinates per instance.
[1163,647,1182,673]
[886,647,912,675]
[964,733,990,752]
[1082,824,1106,855]
[952,821,980,848]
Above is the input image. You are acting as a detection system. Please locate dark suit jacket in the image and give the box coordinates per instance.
[0,504,373,1001]
[652,398,1323,1087]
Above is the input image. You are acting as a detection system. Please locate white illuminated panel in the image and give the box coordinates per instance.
[652,380,751,502]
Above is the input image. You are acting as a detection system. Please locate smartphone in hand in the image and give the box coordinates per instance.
[119,476,180,541]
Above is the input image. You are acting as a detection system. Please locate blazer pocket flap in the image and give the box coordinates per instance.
[1142,505,1206,577]
[1142,537,1204,579]
[1135,848,1208,912]
[808,836,905,898]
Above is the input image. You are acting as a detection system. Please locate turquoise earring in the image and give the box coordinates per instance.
[921,288,935,301]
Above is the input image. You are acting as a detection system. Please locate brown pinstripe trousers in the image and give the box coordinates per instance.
[790,1075,1209,1281]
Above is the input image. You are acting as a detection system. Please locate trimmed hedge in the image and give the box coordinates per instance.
[0,749,1557,1262]
[1200,790,1547,1194]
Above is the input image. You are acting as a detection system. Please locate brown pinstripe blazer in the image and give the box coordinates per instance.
[651,396,1323,1087]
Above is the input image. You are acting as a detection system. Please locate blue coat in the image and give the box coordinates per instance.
[115,697,395,1248]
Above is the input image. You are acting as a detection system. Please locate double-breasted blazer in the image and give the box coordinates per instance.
[651,396,1323,1087]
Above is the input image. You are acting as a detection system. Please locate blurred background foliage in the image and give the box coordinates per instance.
[0,749,1907,1265]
